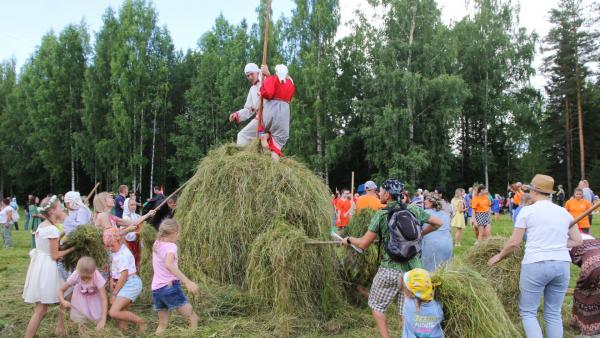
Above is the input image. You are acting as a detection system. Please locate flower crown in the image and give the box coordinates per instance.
[38,195,58,213]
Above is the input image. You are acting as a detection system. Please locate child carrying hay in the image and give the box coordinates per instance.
[61,225,108,272]
[401,268,444,337]
[58,256,108,334]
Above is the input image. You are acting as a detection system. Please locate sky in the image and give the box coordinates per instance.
[0,0,596,91]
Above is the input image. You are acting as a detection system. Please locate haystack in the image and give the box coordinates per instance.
[171,143,343,318]
[463,236,523,320]
[432,265,522,338]
[62,225,108,271]
[338,209,380,304]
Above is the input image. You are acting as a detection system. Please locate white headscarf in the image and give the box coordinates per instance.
[275,64,289,82]
[244,63,260,74]
[64,191,85,210]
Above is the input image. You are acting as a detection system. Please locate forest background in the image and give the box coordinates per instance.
[0,0,599,199]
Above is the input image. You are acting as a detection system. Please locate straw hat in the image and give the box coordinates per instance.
[524,174,556,194]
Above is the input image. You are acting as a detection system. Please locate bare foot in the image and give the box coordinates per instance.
[271,152,280,162]
[260,134,270,150]
[54,327,66,337]
[138,321,147,334]
[190,312,198,331]
[155,326,166,335]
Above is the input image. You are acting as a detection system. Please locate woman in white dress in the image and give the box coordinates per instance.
[23,195,75,338]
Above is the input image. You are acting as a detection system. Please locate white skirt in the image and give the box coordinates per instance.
[22,249,64,304]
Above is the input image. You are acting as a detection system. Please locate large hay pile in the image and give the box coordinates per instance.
[463,236,523,320]
[171,143,342,319]
[432,265,522,338]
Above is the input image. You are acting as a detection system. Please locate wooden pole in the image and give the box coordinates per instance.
[256,0,271,139]
[84,182,101,203]
[136,177,193,231]
[569,200,600,229]
[351,171,355,196]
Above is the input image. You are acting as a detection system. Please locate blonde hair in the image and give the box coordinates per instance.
[158,218,180,239]
[454,188,463,199]
[76,256,97,276]
[93,192,111,214]
[38,195,60,218]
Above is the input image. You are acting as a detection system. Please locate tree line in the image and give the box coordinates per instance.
[0,0,598,200]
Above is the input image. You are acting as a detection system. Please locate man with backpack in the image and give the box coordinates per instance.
[341,179,443,338]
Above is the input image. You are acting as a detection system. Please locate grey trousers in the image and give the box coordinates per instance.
[236,118,259,146]
[263,99,290,150]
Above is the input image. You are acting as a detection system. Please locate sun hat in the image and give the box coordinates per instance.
[403,268,434,302]
[524,174,556,194]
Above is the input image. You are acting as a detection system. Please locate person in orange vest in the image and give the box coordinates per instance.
[355,181,385,212]
[335,189,352,234]
[565,188,593,234]
[513,182,524,208]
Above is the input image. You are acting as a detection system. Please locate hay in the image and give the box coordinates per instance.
[463,236,523,320]
[432,265,522,338]
[338,209,380,304]
[62,225,108,271]
[166,142,343,319]
[246,221,341,316]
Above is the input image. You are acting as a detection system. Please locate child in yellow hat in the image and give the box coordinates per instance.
[402,268,444,337]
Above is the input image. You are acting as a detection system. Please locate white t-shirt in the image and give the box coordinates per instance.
[110,244,137,279]
[515,199,573,264]
[0,206,14,224]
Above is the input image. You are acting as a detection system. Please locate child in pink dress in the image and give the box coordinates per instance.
[58,256,107,333]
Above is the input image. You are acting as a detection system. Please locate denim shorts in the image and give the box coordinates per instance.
[152,281,189,311]
[117,275,143,302]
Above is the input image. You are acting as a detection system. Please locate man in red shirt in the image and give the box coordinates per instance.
[259,64,296,161]
[335,189,352,234]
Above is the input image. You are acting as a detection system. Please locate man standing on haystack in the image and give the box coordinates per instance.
[229,63,262,145]
[259,64,295,161]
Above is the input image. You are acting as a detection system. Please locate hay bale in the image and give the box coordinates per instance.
[173,142,343,318]
[432,265,522,338]
[138,224,157,303]
[463,236,523,320]
[62,225,108,271]
[246,222,341,316]
[338,209,380,304]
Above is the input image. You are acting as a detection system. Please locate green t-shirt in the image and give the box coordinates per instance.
[367,201,431,272]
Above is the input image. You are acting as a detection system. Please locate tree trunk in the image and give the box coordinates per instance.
[406,3,417,186]
[575,62,585,179]
[150,111,157,198]
[139,108,144,194]
[565,97,573,193]
[484,70,489,189]
[70,119,75,191]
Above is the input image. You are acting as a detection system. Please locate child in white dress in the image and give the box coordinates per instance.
[23,195,75,338]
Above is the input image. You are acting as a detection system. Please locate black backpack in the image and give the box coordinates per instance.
[380,203,423,262]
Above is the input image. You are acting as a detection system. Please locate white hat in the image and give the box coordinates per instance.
[364,181,377,191]
[244,63,260,74]
[275,64,288,82]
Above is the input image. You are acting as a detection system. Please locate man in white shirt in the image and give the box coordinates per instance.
[229,63,262,145]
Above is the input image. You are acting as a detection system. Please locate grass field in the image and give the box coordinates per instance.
[0,213,597,337]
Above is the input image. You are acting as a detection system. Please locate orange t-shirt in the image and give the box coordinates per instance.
[565,198,592,229]
[471,195,491,213]
[356,195,385,212]
[513,190,523,205]
[335,199,352,227]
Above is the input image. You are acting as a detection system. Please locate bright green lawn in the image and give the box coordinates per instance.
[0,213,597,337]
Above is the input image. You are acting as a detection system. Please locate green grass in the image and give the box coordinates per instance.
[0,213,597,337]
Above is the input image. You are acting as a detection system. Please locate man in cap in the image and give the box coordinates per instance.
[341,179,443,338]
[259,64,296,161]
[355,180,385,212]
[229,63,262,145]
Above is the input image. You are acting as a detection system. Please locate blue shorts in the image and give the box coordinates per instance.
[117,275,143,302]
[152,281,189,311]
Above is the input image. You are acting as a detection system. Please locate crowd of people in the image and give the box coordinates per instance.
[0,184,198,337]
[2,172,600,337]
[337,175,599,338]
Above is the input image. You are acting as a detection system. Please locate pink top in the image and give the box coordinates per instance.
[151,241,179,290]
[66,270,106,322]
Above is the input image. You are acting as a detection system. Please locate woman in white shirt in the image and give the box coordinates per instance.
[488,174,583,338]
[0,197,14,248]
